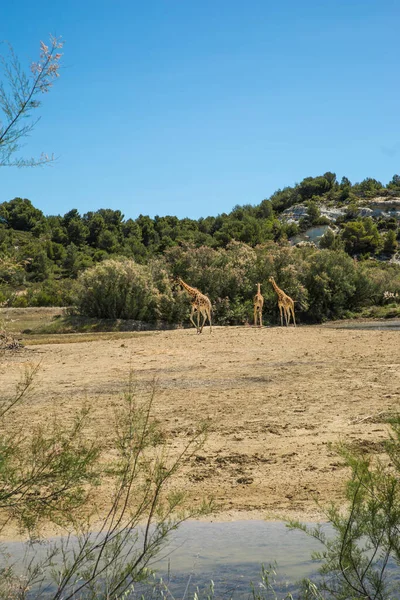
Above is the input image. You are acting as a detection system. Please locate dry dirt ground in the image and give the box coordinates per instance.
[1,319,400,531]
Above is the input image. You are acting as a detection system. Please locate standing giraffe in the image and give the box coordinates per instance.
[177,278,212,334]
[268,276,296,327]
[253,283,264,328]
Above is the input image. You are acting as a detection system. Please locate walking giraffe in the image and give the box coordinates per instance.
[268,276,296,327]
[177,278,212,334]
[253,283,264,327]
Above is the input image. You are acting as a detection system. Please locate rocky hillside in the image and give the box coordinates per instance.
[280,197,400,224]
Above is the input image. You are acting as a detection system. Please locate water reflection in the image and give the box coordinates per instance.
[327,319,400,331]
[2,521,329,598]
[148,520,327,597]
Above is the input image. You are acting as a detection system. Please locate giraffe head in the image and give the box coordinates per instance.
[268,276,275,283]
[171,276,182,291]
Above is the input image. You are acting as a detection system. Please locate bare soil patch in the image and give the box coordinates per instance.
[1,320,399,529]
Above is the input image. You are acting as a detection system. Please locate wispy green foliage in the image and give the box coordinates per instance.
[0,371,212,598]
[287,414,400,599]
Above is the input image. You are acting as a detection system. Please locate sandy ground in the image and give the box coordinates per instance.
[1,323,399,532]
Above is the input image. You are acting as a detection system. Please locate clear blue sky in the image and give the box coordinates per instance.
[1,0,399,220]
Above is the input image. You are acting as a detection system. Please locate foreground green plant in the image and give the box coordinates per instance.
[286,416,400,600]
[170,415,400,600]
[0,368,211,599]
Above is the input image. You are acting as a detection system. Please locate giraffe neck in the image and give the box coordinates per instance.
[257,283,261,295]
[178,278,198,298]
[271,280,283,297]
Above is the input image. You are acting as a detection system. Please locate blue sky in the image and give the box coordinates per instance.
[1,0,399,220]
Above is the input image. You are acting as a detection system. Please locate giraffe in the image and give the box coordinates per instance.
[268,276,296,327]
[253,283,264,327]
[177,278,212,334]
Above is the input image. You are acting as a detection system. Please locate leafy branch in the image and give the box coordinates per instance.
[0,35,63,167]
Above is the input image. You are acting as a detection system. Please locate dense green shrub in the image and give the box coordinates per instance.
[360,262,400,304]
[26,279,78,307]
[75,258,188,323]
[341,218,382,256]
[3,243,400,324]
[10,295,28,308]
[0,198,47,232]
[164,242,258,324]
[75,258,159,320]
[383,229,398,255]
[302,250,373,321]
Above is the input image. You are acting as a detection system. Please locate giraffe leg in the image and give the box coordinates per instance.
[259,308,262,328]
[291,305,296,327]
[199,309,207,334]
[279,304,284,327]
[207,308,212,333]
[189,306,199,333]
[254,306,257,327]
[284,307,289,327]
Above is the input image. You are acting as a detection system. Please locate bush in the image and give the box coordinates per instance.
[75,258,159,320]
[341,218,382,256]
[11,295,28,308]
[0,368,211,598]
[302,250,373,321]
[68,244,400,326]
[26,279,79,307]
[360,262,400,305]
[74,258,187,324]
[288,415,400,599]
[163,242,260,324]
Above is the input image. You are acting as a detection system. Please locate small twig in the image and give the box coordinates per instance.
[349,411,387,425]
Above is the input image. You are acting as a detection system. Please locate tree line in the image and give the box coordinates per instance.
[1,172,400,322]
[1,172,400,280]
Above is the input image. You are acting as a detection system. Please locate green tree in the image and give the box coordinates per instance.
[97,229,119,253]
[387,174,400,191]
[319,228,342,250]
[338,176,352,203]
[355,177,384,198]
[84,212,106,246]
[97,208,124,233]
[48,215,68,244]
[383,229,398,255]
[255,199,273,219]
[269,186,298,212]
[136,214,159,248]
[322,171,337,188]
[341,218,382,256]
[303,249,372,321]
[306,200,321,225]
[298,175,332,200]
[0,198,46,231]
[67,218,89,246]
[63,243,81,278]
[23,245,53,281]
[63,209,81,228]
[122,218,141,239]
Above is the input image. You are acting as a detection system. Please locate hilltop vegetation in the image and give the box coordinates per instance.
[1,172,400,324]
